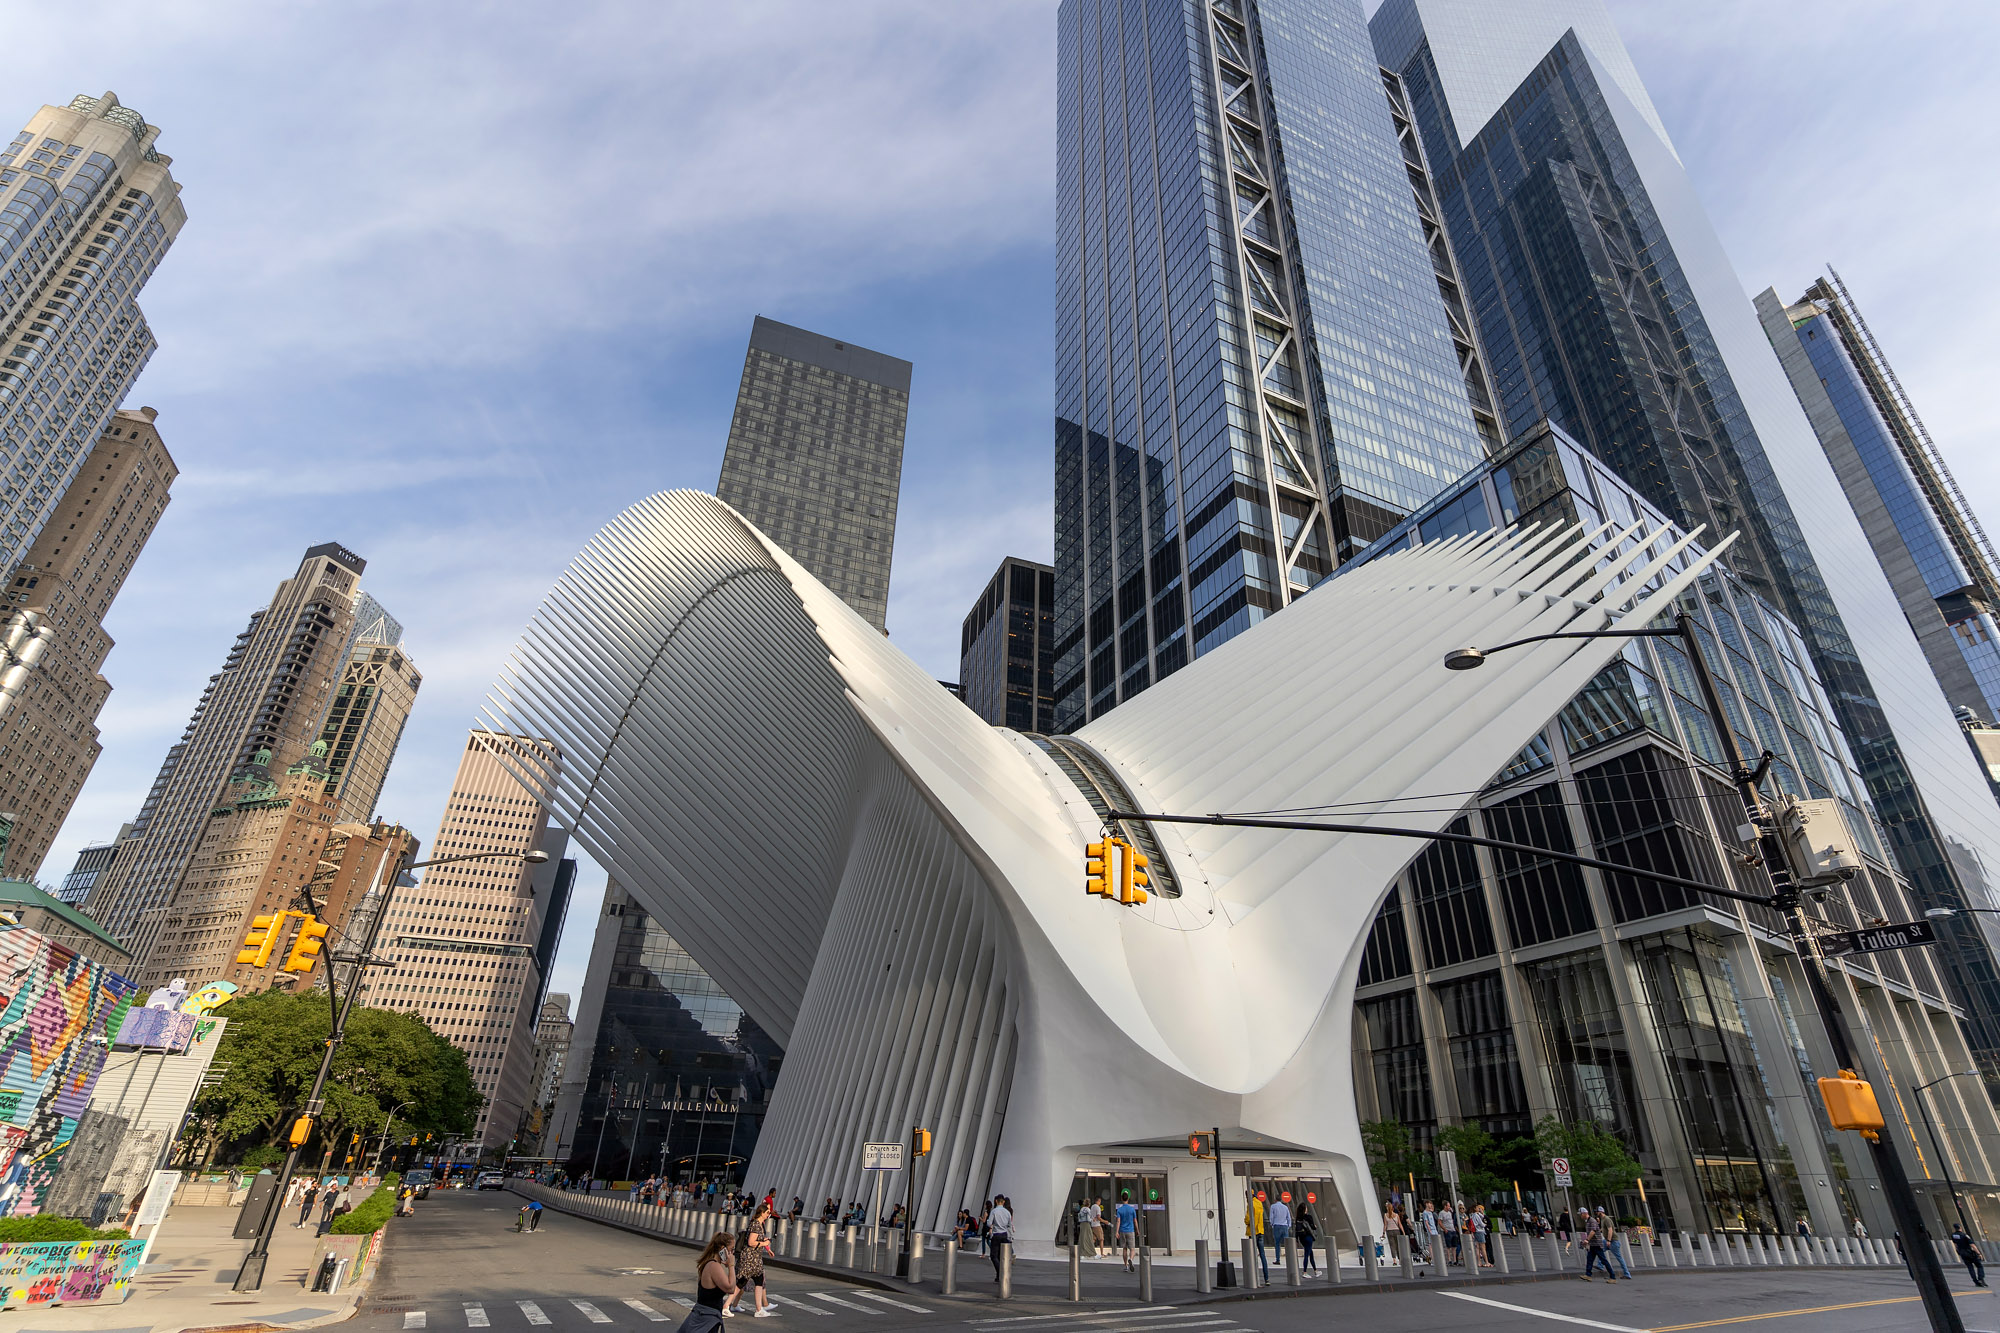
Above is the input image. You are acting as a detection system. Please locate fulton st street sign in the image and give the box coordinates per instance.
[1821,920,1938,957]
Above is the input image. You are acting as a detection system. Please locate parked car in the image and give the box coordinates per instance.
[406,1169,433,1199]
[475,1171,506,1191]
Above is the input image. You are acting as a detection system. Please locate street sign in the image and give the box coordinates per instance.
[1437,1148,1459,1183]
[1230,1159,1265,1177]
[1550,1156,1572,1188]
[1821,920,1937,956]
[862,1142,905,1171]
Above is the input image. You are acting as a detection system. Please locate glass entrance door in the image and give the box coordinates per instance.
[1062,1170,1173,1254]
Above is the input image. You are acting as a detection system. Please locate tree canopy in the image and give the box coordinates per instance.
[191,988,480,1163]
[1535,1115,1643,1206]
[1359,1119,1430,1193]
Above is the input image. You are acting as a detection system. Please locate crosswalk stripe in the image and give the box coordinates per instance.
[667,1297,696,1308]
[770,1295,830,1316]
[623,1300,668,1322]
[854,1292,933,1314]
[972,1317,1238,1330]
[808,1293,875,1313]
[464,1305,490,1328]
[519,1301,552,1326]
[404,1315,427,1330]
[572,1302,613,1324]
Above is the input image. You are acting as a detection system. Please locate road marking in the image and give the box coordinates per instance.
[464,1305,490,1327]
[1649,1290,1992,1330]
[404,1314,427,1330]
[808,1292,875,1313]
[1439,1291,1646,1332]
[770,1295,830,1316]
[853,1292,934,1314]
[667,1296,696,1308]
[519,1301,552,1326]
[624,1299,669,1322]
[969,1315,1232,1328]
[573,1301,613,1324]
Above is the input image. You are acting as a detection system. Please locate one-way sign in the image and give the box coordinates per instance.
[1822,920,1937,957]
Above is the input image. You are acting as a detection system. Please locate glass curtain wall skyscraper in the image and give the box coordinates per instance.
[1051,0,1493,729]
[1368,0,2000,1073]
[959,556,1056,732]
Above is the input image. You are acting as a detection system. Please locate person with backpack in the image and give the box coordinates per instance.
[1244,1191,1269,1282]
[1296,1204,1320,1276]
[1950,1225,1986,1287]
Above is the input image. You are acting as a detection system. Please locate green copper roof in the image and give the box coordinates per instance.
[0,879,132,960]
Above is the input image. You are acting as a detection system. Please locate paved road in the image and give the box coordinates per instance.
[354,1194,2000,1333]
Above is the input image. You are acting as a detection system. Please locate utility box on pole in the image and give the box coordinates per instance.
[1780,799,1862,884]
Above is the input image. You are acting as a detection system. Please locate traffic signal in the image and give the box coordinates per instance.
[284,915,330,973]
[290,1115,314,1146]
[1085,839,1114,897]
[237,913,284,967]
[914,1128,933,1157]
[1120,843,1150,905]
[1188,1131,1213,1159]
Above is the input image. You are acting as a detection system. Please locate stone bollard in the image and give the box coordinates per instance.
[1493,1232,1510,1274]
[1139,1245,1154,1303]
[1363,1234,1380,1282]
[999,1244,1013,1300]
[1521,1232,1536,1273]
[1069,1238,1081,1301]
[1547,1234,1563,1272]
[1398,1233,1414,1281]
[1663,1232,1678,1267]
[1240,1237,1257,1288]
[942,1235,958,1295]
[1435,1237,1450,1278]
[1285,1235,1300,1287]
[1195,1239,1211,1293]
[1644,1234,1657,1267]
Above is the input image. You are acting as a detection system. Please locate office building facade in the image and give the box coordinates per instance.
[0,93,184,584]
[356,731,569,1153]
[959,556,1056,732]
[55,830,124,905]
[1051,0,1497,729]
[87,543,366,959]
[311,626,421,823]
[715,315,911,632]
[1368,0,2000,1072]
[0,408,173,877]
[518,992,572,1156]
[1757,274,2000,727]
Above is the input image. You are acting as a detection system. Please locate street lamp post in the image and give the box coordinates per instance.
[1913,1070,1981,1237]
[1448,611,1963,1331]
[373,1101,412,1175]
[233,841,548,1292]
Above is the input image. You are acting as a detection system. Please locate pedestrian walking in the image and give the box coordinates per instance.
[674,1234,740,1333]
[1580,1216,1617,1282]
[1471,1204,1489,1266]
[1268,1193,1293,1270]
[734,1211,775,1316]
[1595,1210,1633,1279]
[1297,1205,1319,1276]
[988,1195,1013,1282]
[1089,1198,1107,1256]
[1114,1191,1142,1272]
[1381,1201,1402,1261]
[1950,1226,1986,1287]
[1852,1218,1869,1240]
[315,1185,341,1235]
[1245,1191,1269,1282]
[978,1200,993,1255]
[1438,1201,1459,1263]
[295,1179,320,1228]
[1422,1200,1440,1263]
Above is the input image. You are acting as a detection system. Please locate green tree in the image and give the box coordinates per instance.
[1433,1123,1516,1204]
[192,989,481,1164]
[1534,1116,1642,1209]
[1359,1120,1431,1194]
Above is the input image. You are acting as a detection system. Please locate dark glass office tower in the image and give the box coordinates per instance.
[1051,0,1493,730]
[716,316,912,633]
[959,557,1055,731]
[1370,0,2000,1073]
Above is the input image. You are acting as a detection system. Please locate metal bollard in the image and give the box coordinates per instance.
[806,1222,821,1263]
[1285,1235,1300,1287]
[1195,1239,1211,1294]
[999,1244,1013,1300]
[843,1227,857,1270]
[1363,1234,1380,1282]
[909,1233,925,1285]
[1436,1236,1450,1278]
[1521,1232,1536,1273]
[1547,1233,1563,1272]
[942,1235,958,1295]
[1241,1237,1257,1288]
[1139,1245,1154,1303]
[790,1220,803,1259]
[1493,1232,1510,1274]
[1330,1236,1342,1283]
[1664,1232,1678,1267]
[1782,1235,1797,1265]
[1397,1232,1414,1280]
[1644,1233,1657,1267]
[1069,1238,1081,1301]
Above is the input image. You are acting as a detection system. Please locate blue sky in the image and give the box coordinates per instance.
[15,0,1999,1007]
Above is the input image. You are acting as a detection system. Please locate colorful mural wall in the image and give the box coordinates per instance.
[0,1238,146,1307]
[0,927,138,1216]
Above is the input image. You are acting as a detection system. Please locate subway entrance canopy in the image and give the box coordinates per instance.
[480,490,1725,1248]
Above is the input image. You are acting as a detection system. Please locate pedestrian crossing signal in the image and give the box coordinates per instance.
[1121,844,1150,905]
[284,916,331,973]
[914,1128,932,1157]
[1189,1131,1213,1159]
[1085,840,1113,897]
[237,913,284,967]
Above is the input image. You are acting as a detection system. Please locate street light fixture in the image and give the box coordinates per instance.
[1925,906,1998,920]
[234,838,550,1291]
[1913,1070,1982,1237]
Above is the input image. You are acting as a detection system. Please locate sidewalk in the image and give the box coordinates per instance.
[13,1200,365,1333]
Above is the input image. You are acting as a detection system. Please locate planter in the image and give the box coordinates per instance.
[305,1230,385,1290]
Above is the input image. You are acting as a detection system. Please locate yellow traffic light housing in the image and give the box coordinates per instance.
[290,1115,314,1146]
[914,1128,933,1157]
[1085,839,1113,897]
[1188,1131,1214,1159]
[1121,844,1151,905]
[236,912,285,967]
[1819,1070,1885,1137]
[284,916,331,973]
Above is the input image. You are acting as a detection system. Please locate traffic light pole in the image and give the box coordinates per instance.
[233,841,543,1292]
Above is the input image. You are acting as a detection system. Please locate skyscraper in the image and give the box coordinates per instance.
[1369,0,2000,1068]
[55,828,124,905]
[1756,273,2000,728]
[959,556,1055,732]
[0,407,173,876]
[0,94,184,583]
[1051,0,1495,729]
[715,316,911,632]
[86,543,366,958]
[311,621,421,823]
[356,731,569,1154]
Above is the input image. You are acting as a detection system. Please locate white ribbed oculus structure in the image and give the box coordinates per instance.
[482,491,1729,1246]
